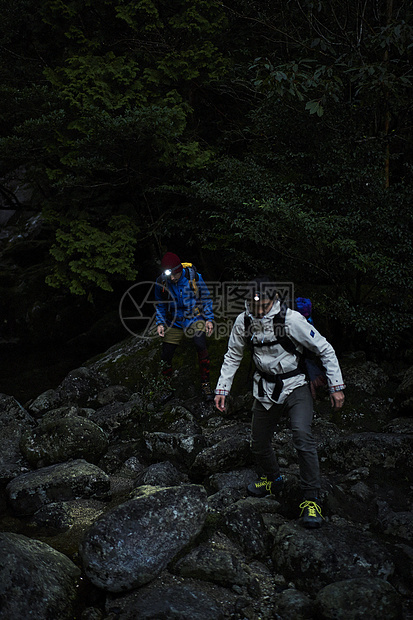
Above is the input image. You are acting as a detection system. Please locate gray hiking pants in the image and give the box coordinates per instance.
[250,384,321,498]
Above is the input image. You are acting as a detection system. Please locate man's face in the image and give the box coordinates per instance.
[163,266,182,283]
[170,270,182,284]
[251,297,273,318]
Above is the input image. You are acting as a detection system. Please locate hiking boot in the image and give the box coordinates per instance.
[201,382,214,402]
[299,499,324,529]
[247,475,284,498]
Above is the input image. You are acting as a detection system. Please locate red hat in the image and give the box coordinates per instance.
[161,252,183,273]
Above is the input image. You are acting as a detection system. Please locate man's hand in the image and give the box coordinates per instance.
[157,324,165,338]
[214,394,226,412]
[205,320,213,336]
[330,390,345,409]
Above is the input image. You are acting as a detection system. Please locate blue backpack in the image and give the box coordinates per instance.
[295,297,313,323]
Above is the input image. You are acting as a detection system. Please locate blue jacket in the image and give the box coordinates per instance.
[155,270,214,330]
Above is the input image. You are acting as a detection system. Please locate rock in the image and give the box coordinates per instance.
[342,360,389,395]
[143,431,206,466]
[208,468,259,492]
[134,461,189,487]
[79,484,208,592]
[41,404,96,422]
[319,432,413,471]
[395,365,413,414]
[95,384,132,406]
[222,497,280,559]
[384,417,413,433]
[89,400,141,436]
[85,335,153,388]
[57,366,110,407]
[97,441,142,474]
[167,406,202,435]
[34,498,106,539]
[105,583,226,619]
[117,455,146,478]
[374,500,413,543]
[20,416,108,467]
[6,459,111,516]
[172,542,252,588]
[349,481,374,503]
[28,388,63,416]
[315,577,402,619]
[272,522,394,593]
[32,501,74,533]
[207,487,246,514]
[274,588,313,620]
[190,434,252,477]
[80,607,104,620]
[2,338,413,620]
[0,532,80,620]
[0,393,35,482]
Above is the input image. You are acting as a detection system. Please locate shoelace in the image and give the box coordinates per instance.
[299,500,324,519]
[255,476,272,490]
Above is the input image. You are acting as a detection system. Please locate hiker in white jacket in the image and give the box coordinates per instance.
[214,276,345,528]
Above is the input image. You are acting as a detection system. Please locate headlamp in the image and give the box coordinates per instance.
[164,264,181,277]
[253,293,260,302]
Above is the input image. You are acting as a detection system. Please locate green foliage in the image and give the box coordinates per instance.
[46,215,139,295]
[189,126,413,349]
[1,0,412,356]
[44,54,142,111]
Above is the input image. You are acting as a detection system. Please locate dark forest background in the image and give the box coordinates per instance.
[1,0,412,365]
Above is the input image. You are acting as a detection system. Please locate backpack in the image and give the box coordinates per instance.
[244,298,327,399]
[157,262,200,300]
[181,262,199,298]
[295,297,313,323]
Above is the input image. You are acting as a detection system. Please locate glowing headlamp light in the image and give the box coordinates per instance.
[164,264,181,277]
[253,293,260,302]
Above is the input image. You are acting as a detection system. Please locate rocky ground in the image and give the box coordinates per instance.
[0,335,412,620]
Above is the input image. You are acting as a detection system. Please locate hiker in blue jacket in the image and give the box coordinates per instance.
[214,276,345,528]
[155,252,214,401]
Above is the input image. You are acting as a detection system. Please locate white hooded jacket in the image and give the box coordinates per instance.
[215,300,345,409]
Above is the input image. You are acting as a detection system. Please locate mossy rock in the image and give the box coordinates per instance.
[20,417,109,467]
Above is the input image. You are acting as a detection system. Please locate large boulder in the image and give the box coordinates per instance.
[79,484,208,592]
[319,432,413,471]
[142,431,206,466]
[272,522,394,593]
[6,458,111,516]
[190,434,252,477]
[134,461,189,487]
[395,365,413,414]
[20,416,108,467]
[105,583,226,619]
[341,360,388,395]
[315,577,402,620]
[222,497,283,559]
[172,541,253,588]
[57,366,110,407]
[0,532,80,620]
[0,393,35,483]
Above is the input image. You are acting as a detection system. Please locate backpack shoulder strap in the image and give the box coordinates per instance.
[156,274,169,299]
[272,302,299,356]
[244,312,253,347]
[183,264,200,296]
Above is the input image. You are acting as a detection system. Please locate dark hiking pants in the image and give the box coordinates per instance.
[250,384,320,499]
